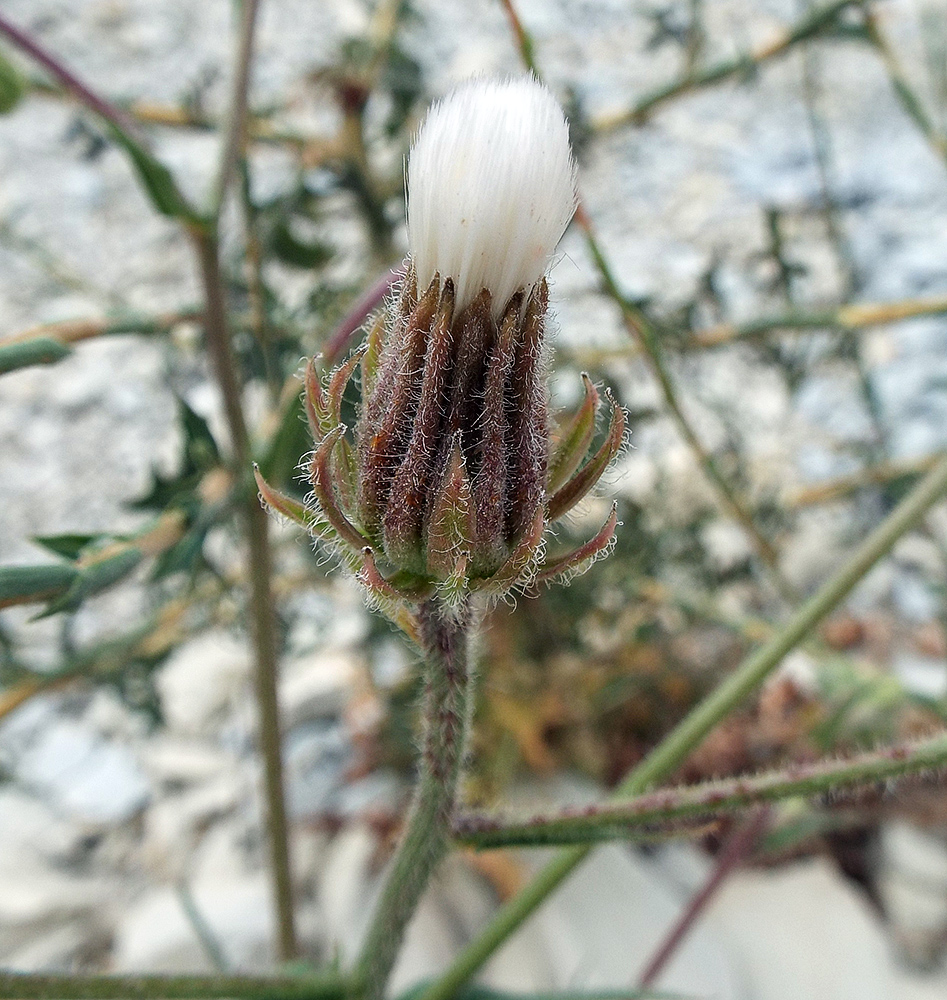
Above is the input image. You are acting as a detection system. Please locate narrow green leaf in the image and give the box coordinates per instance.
[0,337,71,374]
[0,564,78,609]
[38,548,143,616]
[32,533,102,561]
[105,123,205,224]
[269,218,333,269]
[0,45,25,114]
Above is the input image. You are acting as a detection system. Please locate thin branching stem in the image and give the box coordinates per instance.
[191,0,297,960]
[0,310,201,349]
[575,205,796,600]
[0,11,140,135]
[594,0,870,132]
[192,230,297,961]
[419,452,947,1000]
[691,295,947,347]
[214,0,261,214]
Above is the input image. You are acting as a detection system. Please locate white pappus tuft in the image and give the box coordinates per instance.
[407,75,578,316]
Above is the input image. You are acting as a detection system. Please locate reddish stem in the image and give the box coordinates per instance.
[322,268,398,364]
[0,12,141,136]
[636,807,770,989]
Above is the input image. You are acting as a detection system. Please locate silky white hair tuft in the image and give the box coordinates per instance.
[407,76,577,316]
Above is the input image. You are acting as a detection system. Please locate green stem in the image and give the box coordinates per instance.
[864,12,947,163]
[420,452,947,1000]
[596,0,868,131]
[214,0,261,215]
[0,973,347,1000]
[455,730,947,848]
[354,600,475,1000]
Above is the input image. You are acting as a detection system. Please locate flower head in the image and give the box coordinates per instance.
[257,76,622,634]
[407,76,577,316]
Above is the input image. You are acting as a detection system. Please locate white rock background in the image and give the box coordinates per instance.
[3,0,947,997]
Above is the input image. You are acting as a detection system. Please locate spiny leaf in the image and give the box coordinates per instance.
[548,374,599,494]
[32,533,102,561]
[310,427,371,552]
[535,503,618,586]
[547,392,625,521]
[36,548,144,617]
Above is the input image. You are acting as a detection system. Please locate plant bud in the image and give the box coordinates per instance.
[257,77,623,629]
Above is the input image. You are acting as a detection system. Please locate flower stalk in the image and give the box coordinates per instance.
[354,599,475,1000]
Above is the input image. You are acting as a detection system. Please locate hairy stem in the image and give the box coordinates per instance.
[419,452,947,1000]
[0,973,347,1000]
[355,600,475,1000]
[455,730,947,848]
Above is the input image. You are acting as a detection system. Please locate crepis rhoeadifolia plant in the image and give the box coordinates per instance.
[257,76,624,637]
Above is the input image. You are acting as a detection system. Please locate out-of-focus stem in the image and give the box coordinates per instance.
[214,0,260,214]
[321,268,398,365]
[576,205,796,600]
[192,228,297,962]
[594,0,869,132]
[864,11,947,162]
[0,11,139,135]
[636,809,770,988]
